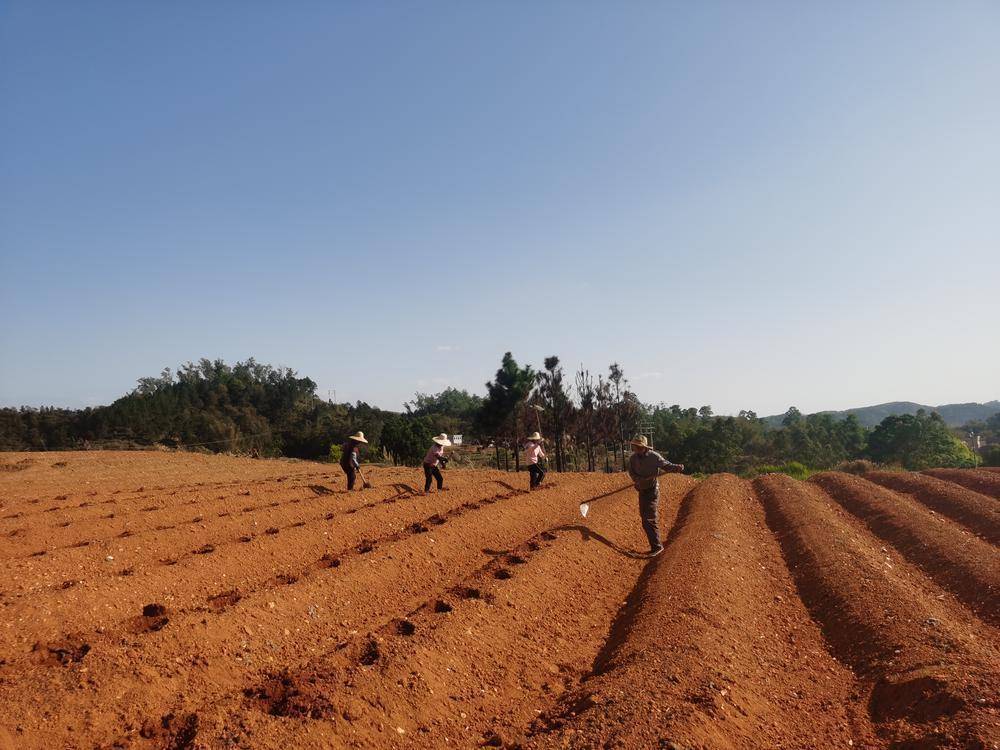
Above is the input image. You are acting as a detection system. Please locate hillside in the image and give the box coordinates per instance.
[763,400,1000,428]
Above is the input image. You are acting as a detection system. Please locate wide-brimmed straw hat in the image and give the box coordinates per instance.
[348,431,368,444]
[526,432,544,442]
[629,435,652,449]
[432,433,451,447]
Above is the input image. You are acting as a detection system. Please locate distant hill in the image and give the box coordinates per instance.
[762,401,1000,429]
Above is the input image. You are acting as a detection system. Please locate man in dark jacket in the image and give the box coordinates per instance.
[627,435,683,556]
[340,431,368,490]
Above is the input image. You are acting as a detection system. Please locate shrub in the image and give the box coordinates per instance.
[328,443,343,464]
[752,461,813,480]
[981,445,1000,467]
[867,411,977,469]
[834,459,877,475]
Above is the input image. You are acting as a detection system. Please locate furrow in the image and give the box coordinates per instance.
[527,474,878,750]
[811,472,999,625]
[757,473,999,749]
[865,470,1000,546]
[922,469,1000,500]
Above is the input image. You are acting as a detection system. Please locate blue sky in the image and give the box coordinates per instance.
[2,2,998,416]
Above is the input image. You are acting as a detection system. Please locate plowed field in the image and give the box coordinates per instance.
[0,453,997,750]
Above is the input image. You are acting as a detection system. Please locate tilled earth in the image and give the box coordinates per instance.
[0,452,996,749]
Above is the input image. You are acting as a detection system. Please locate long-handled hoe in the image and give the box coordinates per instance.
[357,466,373,489]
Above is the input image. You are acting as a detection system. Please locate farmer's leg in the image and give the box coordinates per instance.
[638,486,661,550]
[423,464,433,493]
[344,464,356,491]
[432,466,444,490]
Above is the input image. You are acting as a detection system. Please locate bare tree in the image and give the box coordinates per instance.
[575,366,597,471]
[609,363,627,471]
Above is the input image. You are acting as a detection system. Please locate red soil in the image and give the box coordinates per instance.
[526,474,880,749]
[865,470,1000,546]
[923,469,1000,500]
[811,472,999,626]
[0,453,997,749]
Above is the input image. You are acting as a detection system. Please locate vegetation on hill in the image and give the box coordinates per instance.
[1,356,993,473]
[762,400,1000,429]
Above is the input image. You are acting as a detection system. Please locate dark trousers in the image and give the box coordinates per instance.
[638,486,660,550]
[528,463,545,488]
[423,463,443,492]
[341,462,356,490]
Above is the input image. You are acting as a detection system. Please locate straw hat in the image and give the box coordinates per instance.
[526,432,544,442]
[432,433,451,447]
[629,435,652,450]
[348,431,368,444]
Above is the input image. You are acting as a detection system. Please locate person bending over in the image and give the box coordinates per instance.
[524,432,546,490]
[422,433,451,493]
[340,431,368,491]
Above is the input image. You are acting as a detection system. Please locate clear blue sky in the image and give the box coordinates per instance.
[2,2,998,416]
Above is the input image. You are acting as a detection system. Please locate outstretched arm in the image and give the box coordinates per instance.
[656,455,684,474]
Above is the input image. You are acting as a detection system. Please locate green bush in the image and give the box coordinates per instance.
[752,461,813,480]
[980,445,1000,467]
[834,459,877,475]
[867,411,977,469]
[328,443,343,464]
[381,414,435,465]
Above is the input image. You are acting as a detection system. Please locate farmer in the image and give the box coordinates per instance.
[339,431,368,491]
[627,435,683,557]
[524,432,546,490]
[422,433,451,493]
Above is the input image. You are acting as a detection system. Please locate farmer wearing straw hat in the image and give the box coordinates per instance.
[340,431,368,491]
[422,433,451,493]
[524,432,547,490]
[628,435,683,557]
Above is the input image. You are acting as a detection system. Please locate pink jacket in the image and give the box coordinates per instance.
[524,442,545,465]
[424,444,444,467]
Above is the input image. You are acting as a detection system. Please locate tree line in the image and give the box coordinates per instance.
[0,355,992,472]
